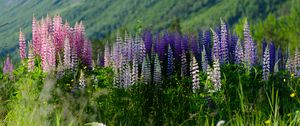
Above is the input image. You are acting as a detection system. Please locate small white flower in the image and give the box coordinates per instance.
[85,122,106,126]
[216,120,225,126]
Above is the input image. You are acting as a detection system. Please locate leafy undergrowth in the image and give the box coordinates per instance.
[1,63,300,126]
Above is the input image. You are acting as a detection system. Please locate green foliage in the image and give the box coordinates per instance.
[1,61,300,125]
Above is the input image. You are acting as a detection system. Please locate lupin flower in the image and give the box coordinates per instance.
[153,54,162,85]
[53,15,65,52]
[212,55,222,91]
[56,53,65,79]
[263,45,270,81]
[181,50,188,77]
[122,63,132,88]
[131,56,139,85]
[286,57,293,73]
[294,48,300,73]
[123,32,130,60]
[83,39,93,68]
[174,32,182,61]
[48,36,56,70]
[220,19,228,64]
[113,31,122,68]
[201,46,208,72]
[79,70,86,88]
[190,55,200,92]
[142,56,151,84]
[229,35,238,63]
[139,36,146,65]
[104,42,111,67]
[211,28,220,61]
[71,45,78,72]
[203,30,212,63]
[64,38,71,69]
[32,16,42,55]
[28,43,35,72]
[19,30,26,60]
[142,29,152,55]
[276,47,283,70]
[234,39,244,64]
[269,42,276,72]
[167,45,174,76]
[243,19,256,67]
[3,56,14,76]
[190,35,199,61]
[41,32,49,72]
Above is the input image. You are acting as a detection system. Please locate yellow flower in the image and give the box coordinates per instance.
[283,79,286,82]
[264,119,271,124]
[290,92,296,98]
[291,73,295,77]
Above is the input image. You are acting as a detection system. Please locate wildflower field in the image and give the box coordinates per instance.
[1,1,300,125]
[0,15,299,126]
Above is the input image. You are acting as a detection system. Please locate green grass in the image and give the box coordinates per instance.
[1,60,300,125]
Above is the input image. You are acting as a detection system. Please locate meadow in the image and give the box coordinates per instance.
[0,14,300,126]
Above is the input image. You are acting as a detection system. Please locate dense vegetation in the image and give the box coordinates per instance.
[1,11,300,125]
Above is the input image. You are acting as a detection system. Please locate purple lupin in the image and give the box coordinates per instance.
[234,39,244,64]
[167,44,174,76]
[220,19,228,64]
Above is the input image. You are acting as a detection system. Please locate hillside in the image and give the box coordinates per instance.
[0,0,295,58]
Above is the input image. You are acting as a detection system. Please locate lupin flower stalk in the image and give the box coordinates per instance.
[19,30,26,60]
[211,28,220,61]
[83,39,93,68]
[28,43,35,72]
[142,29,152,55]
[212,55,221,91]
[56,53,65,79]
[269,42,276,72]
[201,45,208,72]
[32,16,41,55]
[234,39,244,64]
[220,19,228,64]
[139,36,146,65]
[79,69,86,88]
[3,56,14,76]
[64,38,71,69]
[203,30,212,63]
[286,57,293,73]
[71,45,78,72]
[48,36,56,70]
[104,42,111,67]
[190,55,200,92]
[167,45,174,76]
[121,62,132,88]
[131,55,139,85]
[153,54,162,85]
[114,31,122,68]
[263,45,270,81]
[294,48,300,75]
[41,31,49,72]
[243,19,256,67]
[142,56,151,84]
[181,50,187,77]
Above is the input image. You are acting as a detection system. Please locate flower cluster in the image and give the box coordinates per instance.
[20,15,92,73]
[3,56,14,76]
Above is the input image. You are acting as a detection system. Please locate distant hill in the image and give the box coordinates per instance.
[0,0,295,58]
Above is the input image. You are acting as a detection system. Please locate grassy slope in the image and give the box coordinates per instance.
[0,0,292,58]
